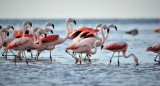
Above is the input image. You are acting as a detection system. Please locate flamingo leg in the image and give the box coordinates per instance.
[118,52,120,66]
[14,49,21,65]
[88,54,91,62]
[31,50,33,59]
[23,51,28,65]
[84,54,87,62]
[110,52,115,65]
[154,53,159,62]
[159,54,160,63]
[10,49,15,56]
[50,50,53,62]
[79,53,82,64]
[65,50,78,63]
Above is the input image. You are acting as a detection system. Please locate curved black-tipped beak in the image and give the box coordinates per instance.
[11,26,14,30]
[101,45,104,50]
[0,25,2,29]
[52,24,54,29]
[74,20,76,25]
[45,33,47,38]
[115,26,117,31]
[7,32,9,37]
[107,29,110,33]
[30,22,32,27]
[51,30,53,34]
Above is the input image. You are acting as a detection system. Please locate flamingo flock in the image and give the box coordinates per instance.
[0,18,158,66]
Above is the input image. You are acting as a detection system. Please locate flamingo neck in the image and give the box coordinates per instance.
[61,20,69,43]
[31,34,42,49]
[105,29,109,40]
[32,29,36,42]
[100,27,105,45]
[22,24,26,37]
[89,41,98,54]
[122,49,138,65]
[0,31,4,46]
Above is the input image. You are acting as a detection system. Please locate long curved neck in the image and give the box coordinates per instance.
[105,29,109,40]
[31,34,42,49]
[61,20,69,43]
[2,32,6,39]
[89,41,98,54]
[22,24,26,37]
[32,29,36,42]
[0,31,4,45]
[122,49,138,64]
[100,27,105,44]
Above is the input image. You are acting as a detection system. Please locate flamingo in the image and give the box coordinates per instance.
[153,26,160,32]
[65,39,101,64]
[146,42,160,63]
[102,41,138,66]
[68,24,102,39]
[2,21,32,58]
[41,18,76,46]
[4,28,47,64]
[0,27,9,49]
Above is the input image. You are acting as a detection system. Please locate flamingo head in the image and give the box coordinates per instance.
[6,25,14,30]
[67,18,76,25]
[23,21,32,27]
[95,23,102,29]
[108,24,117,31]
[45,22,54,29]
[101,45,104,50]
[44,28,53,34]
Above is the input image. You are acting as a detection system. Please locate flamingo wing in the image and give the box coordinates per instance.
[4,38,31,51]
[41,35,59,42]
[104,41,127,50]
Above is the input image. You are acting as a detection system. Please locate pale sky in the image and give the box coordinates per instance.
[0,0,160,19]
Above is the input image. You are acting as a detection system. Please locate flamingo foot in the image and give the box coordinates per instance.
[75,58,78,64]
[109,59,112,65]
[89,59,91,62]
[26,59,29,65]
[118,61,120,66]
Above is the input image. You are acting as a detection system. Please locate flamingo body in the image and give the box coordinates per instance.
[103,41,127,51]
[153,26,160,32]
[41,35,59,42]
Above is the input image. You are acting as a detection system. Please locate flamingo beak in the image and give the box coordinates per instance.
[25,30,29,34]
[73,20,76,25]
[30,22,32,27]
[51,30,53,34]
[7,32,9,37]
[52,24,54,29]
[101,45,104,50]
[0,25,2,29]
[107,29,110,33]
[45,33,47,38]
[11,26,14,30]
[115,26,117,31]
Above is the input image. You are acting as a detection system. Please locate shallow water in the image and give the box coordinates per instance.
[0,19,160,86]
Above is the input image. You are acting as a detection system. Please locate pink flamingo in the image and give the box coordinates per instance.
[40,18,76,60]
[68,24,102,39]
[102,41,139,66]
[153,26,160,32]
[146,42,160,63]
[2,21,32,58]
[41,18,76,46]
[0,27,9,49]
[4,28,46,64]
[65,39,101,64]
